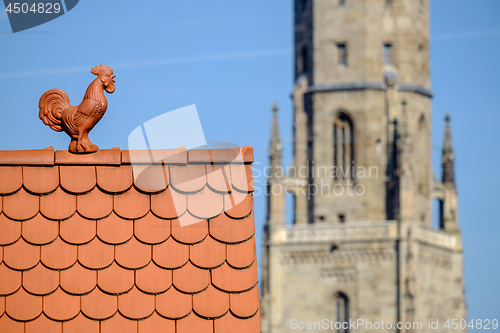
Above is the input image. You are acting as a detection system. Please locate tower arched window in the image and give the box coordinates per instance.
[333,113,354,180]
[334,293,349,333]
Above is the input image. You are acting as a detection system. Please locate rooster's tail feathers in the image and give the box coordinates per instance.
[38,89,70,132]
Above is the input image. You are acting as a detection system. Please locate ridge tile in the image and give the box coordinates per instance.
[2,188,39,221]
[62,313,99,333]
[3,238,39,270]
[98,262,135,295]
[78,237,114,270]
[211,262,258,293]
[0,263,21,296]
[118,286,155,320]
[122,147,187,165]
[135,262,172,294]
[193,284,230,319]
[153,237,189,269]
[40,187,76,221]
[77,187,113,220]
[0,167,22,195]
[97,165,133,194]
[81,288,117,320]
[114,186,150,220]
[55,148,121,165]
[209,211,255,245]
[21,214,59,245]
[60,214,96,245]
[23,263,59,296]
[59,166,96,194]
[97,213,134,245]
[23,166,59,195]
[100,313,137,333]
[43,287,80,321]
[0,148,54,166]
[176,312,213,333]
[155,287,192,319]
[25,314,62,333]
[41,237,77,270]
[138,312,175,333]
[134,212,171,245]
[115,237,151,269]
[60,262,97,295]
[5,287,42,321]
[190,236,226,269]
[229,286,260,318]
[172,261,210,294]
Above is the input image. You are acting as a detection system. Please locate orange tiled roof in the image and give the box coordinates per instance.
[0,147,260,333]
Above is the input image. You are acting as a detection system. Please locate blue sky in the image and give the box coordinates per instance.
[1,0,499,321]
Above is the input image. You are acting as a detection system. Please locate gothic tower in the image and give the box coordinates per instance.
[262,0,466,332]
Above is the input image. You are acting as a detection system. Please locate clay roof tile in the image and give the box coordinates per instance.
[77,187,114,220]
[118,286,155,320]
[97,213,134,245]
[115,237,151,270]
[59,213,96,245]
[2,188,39,221]
[40,237,77,270]
[40,187,76,221]
[114,187,150,220]
[0,147,259,331]
[0,167,22,195]
[0,264,21,296]
[60,166,96,194]
[193,284,230,319]
[138,312,175,333]
[21,214,59,245]
[190,236,226,269]
[155,287,192,319]
[22,263,59,296]
[98,262,135,295]
[134,212,171,245]
[100,313,137,333]
[3,238,39,270]
[43,287,80,321]
[25,314,62,333]
[60,262,97,295]
[78,237,114,270]
[97,165,133,194]
[177,312,214,333]
[172,261,210,294]
[0,315,24,333]
[152,237,189,269]
[22,166,59,195]
[81,288,117,320]
[62,313,100,333]
[5,287,42,321]
[135,262,172,294]
[0,214,21,246]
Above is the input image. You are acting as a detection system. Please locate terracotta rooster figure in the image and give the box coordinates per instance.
[39,65,116,153]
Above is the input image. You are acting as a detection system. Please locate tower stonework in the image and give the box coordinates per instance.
[261,0,466,332]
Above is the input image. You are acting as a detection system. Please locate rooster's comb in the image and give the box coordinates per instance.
[91,64,113,76]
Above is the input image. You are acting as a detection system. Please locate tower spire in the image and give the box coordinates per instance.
[269,101,282,168]
[442,114,455,185]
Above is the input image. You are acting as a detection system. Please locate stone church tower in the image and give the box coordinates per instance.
[261,0,466,332]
